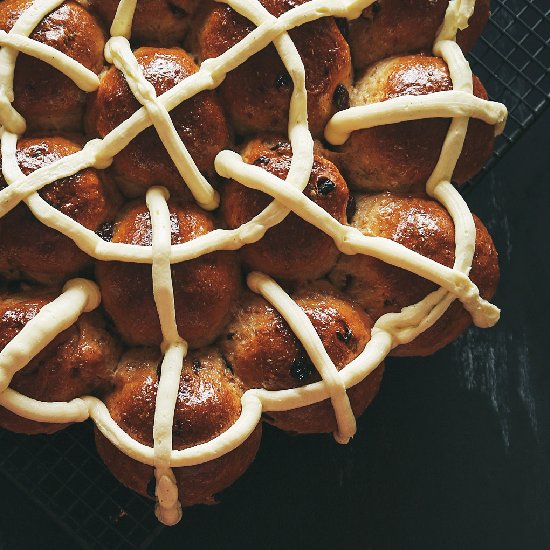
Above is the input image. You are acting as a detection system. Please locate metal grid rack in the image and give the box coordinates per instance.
[0,1,549,548]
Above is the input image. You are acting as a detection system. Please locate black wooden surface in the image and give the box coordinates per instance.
[0,109,549,550]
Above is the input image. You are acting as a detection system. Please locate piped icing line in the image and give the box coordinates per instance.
[147,186,187,525]
[0,0,370,218]
[0,0,65,134]
[88,391,263,467]
[214,150,499,328]
[0,278,101,393]
[437,0,476,42]
[0,137,112,219]
[324,91,507,145]
[105,38,220,211]
[0,389,90,423]
[0,31,99,92]
[247,272,357,444]
[222,0,314,191]
[371,1,485,347]
[110,0,137,39]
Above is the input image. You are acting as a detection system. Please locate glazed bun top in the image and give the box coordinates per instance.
[352,55,489,104]
[86,46,231,197]
[222,136,349,280]
[0,0,104,71]
[348,0,490,69]
[0,0,105,130]
[222,283,374,392]
[105,347,244,449]
[0,288,119,402]
[194,0,351,136]
[90,0,200,45]
[111,199,214,247]
[333,54,495,192]
[4,136,118,229]
[333,192,500,319]
[0,136,120,283]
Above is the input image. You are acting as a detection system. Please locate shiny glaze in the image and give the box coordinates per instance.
[0,137,119,283]
[96,200,241,347]
[0,290,119,434]
[330,192,500,356]
[86,47,231,197]
[222,283,384,433]
[0,0,105,130]
[336,55,495,192]
[95,347,262,506]
[222,136,349,280]
[91,0,200,45]
[194,0,351,136]
[348,0,490,70]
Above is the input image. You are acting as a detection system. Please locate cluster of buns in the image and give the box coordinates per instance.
[0,0,503,523]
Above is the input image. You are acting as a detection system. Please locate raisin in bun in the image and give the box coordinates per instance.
[90,0,200,45]
[331,55,495,193]
[222,137,349,281]
[0,136,120,284]
[0,0,105,132]
[221,283,384,434]
[0,288,120,434]
[193,0,352,137]
[329,193,500,356]
[86,47,231,198]
[96,199,240,348]
[348,0,490,70]
[95,347,262,506]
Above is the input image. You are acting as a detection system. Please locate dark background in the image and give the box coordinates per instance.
[1,99,549,550]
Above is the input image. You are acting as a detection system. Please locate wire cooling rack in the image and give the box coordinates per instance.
[0,1,549,549]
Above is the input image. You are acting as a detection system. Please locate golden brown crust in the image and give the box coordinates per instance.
[193,0,352,137]
[96,200,241,348]
[348,0,490,70]
[0,136,120,284]
[0,289,120,434]
[90,0,200,45]
[222,136,349,281]
[329,193,500,356]
[333,55,495,192]
[95,348,262,506]
[221,283,384,434]
[0,0,105,131]
[85,47,231,198]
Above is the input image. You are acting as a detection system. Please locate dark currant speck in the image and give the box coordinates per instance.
[96,222,113,242]
[290,353,315,382]
[270,141,285,151]
[254,156,270,166]
[226,332,234,341]
[168,2,188,17]
[336,324,353,344]
[333,84,350,111]
[383,298,395,307]
[146,477,156,498]
[372,1,381,14]
[192,359,201,372]
[275,72,292,89]
[344,274,353,291]
[317,176,336,196]
[346,195,357,223]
